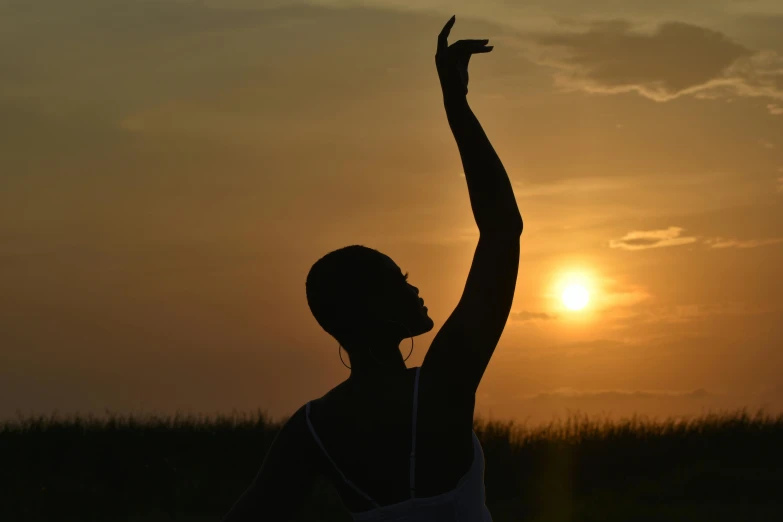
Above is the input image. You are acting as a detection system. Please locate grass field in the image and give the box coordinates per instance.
[2,409,781,521]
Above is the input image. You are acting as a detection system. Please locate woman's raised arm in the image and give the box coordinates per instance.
[422,16,523,397]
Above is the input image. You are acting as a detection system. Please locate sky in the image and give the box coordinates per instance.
[1,0,782,425]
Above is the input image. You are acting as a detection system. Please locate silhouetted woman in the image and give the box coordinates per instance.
[223,15,522,522]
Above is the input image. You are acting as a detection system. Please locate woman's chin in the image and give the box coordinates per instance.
[417,314,435,333]
[403,309,434,336]
[426,319,435,332]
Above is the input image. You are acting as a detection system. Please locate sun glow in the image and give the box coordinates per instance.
[549,268,596,316]
[562,284,589,311]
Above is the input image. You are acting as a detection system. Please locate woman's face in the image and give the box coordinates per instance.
[375,255,435,337]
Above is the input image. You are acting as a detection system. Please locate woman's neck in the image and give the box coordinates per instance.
[346,348,409,387]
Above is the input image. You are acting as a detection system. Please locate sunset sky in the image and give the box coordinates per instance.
[2,0,782,425]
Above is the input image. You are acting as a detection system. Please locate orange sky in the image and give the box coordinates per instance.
[2,1,782,425]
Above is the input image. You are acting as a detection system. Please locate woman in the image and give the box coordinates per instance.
[223,15,522,522]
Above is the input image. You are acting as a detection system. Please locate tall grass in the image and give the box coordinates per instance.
[2,409,781,521]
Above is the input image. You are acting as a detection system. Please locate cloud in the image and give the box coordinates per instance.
[609,226,698,250]
[512,176,633,197]
[611,224,783,251]
[768,104,783,115]
[587,277,651,325]
[478,384,759,425]
[621,302,767,325]
[502,387,732,424]
[510,310,556,322]
[518,388,714,401]
[528,20,783,109]
[599,288,651,308]
[705,237,783,249]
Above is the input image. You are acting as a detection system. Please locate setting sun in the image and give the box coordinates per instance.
[550,269,595,314]
[562,284,589,311]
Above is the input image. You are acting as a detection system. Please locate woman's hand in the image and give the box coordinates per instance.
[435,15,493,98]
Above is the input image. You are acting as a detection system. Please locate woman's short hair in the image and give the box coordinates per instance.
[305,245,391,344]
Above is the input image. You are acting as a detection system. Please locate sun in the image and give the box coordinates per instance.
[562,284,589,311]
[550,268,596,316]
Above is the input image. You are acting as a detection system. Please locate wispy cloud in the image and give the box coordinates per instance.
[599,288,651,308]
[705,237,783,249]
[527,20,783,112]
[617,302,767,326]
[511,310,556,322]
[768,104,783,115]
[589,277,651,324]
[512,176,633,197]
[609,227,698,250]
[517,388,714,400]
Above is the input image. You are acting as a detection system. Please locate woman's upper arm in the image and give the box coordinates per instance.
[222,406,322,522]
[421,231,521,398]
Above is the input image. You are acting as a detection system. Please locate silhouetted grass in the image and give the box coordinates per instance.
[2,409,781,521]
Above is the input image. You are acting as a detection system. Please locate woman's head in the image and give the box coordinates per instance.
[306,245,433,352]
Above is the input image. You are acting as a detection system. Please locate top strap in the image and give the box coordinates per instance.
[409,366,421,498]
[305,401,380,508]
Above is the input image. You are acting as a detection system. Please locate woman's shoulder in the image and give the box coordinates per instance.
[304,379,353,422]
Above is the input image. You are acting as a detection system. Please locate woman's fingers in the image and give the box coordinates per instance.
[438,15,456,51]
[449,39,493,55]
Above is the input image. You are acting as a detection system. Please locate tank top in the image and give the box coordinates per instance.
[305,366,493,522]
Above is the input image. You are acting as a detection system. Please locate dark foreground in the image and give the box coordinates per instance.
[2,409,781,522]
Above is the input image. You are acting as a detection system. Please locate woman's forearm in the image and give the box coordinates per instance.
[444,94,523,235]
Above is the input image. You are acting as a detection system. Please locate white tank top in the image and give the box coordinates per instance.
[305,366,493,522]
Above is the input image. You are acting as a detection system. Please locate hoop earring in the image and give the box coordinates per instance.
[338,344,351,369]
[393,320,416,363]
[338,320,414,369]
